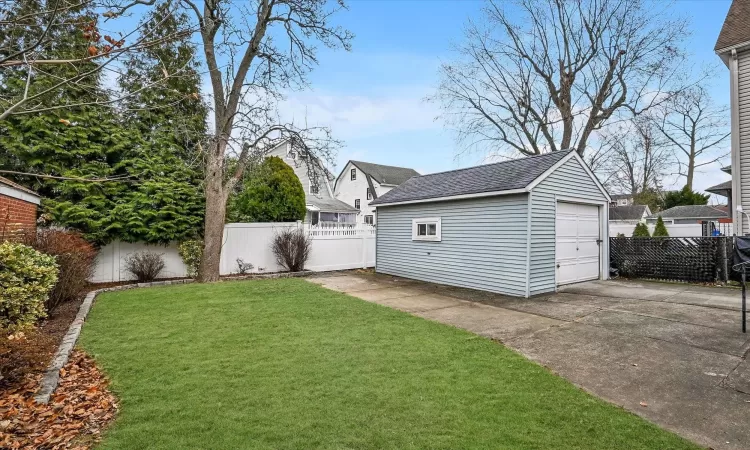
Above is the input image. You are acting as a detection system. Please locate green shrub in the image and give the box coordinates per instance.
[632,222,650,237]
[227,156,306,222]
[178,240,203,278]
[652,216,669,237]
[0,242,58,331]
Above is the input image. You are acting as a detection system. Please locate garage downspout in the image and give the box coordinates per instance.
[525,191,533,298]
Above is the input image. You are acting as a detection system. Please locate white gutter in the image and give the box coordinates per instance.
[371,188,529,207]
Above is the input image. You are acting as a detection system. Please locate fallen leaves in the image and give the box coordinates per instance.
[0,350,117,449]
[639,401,648,407]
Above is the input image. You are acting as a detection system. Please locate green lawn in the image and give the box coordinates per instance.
[80,278,697,449]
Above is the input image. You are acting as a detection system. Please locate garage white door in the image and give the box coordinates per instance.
[556,202,601,285]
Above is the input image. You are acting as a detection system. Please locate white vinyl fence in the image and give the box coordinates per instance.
[610,222,705,238]
[221,222,376,275]
[91,240,188,283]
[92,223,376,282]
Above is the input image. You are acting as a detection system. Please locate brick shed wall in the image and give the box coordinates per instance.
[0,193,37,241]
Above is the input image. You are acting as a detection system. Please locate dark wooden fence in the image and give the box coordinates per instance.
[609,237,733,283]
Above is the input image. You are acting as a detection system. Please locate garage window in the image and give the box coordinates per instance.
[412,217,441,242]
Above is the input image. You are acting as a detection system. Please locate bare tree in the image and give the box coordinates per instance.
[431,0,689,158]
[654,85,730,190]
[163,0,352,282]
[601,117,672,195]
[0,0,196,120]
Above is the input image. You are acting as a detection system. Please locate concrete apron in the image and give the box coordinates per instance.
[308,273,750,450]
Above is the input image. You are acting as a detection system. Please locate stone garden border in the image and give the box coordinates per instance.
[34,270,317,403]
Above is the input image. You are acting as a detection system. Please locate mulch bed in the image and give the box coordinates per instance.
[0,297,84,389]
[0,350,117,449]
[1,295,118,449]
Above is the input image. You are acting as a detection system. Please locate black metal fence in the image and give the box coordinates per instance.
[610,237,733,283]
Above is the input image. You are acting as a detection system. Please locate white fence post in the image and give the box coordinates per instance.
[361,226,367,269]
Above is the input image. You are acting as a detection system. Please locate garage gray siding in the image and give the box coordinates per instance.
[376,195,529,296]
[528,157,608,295]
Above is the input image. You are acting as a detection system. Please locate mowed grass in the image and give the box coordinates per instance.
[79,278,697,450]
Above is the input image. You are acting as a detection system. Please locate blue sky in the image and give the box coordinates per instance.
[277,0,734,197]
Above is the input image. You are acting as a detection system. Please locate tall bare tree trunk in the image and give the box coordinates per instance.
[199,142,228,282]
[686,146,696,191]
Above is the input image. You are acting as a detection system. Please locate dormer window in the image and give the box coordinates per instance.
[351,168,356,180]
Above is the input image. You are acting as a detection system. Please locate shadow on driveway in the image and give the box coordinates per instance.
[309,273,750,450]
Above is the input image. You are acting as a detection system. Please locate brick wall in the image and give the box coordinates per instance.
[0,193,37,241]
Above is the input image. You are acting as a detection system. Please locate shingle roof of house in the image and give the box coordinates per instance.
[307,196,358,213]
[0,176,40,197]
[706,180,732,195]
[649,205,728,220]
[610,193,633,201]
[609,205,649,221]
[348,161,420,186]
[715,0,750,51]
[370,150,573,206]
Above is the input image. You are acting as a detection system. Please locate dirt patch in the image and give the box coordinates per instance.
[0,349,117,449]
[0,297,84,390]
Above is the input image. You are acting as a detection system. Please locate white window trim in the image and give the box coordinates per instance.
[412,217,441,242]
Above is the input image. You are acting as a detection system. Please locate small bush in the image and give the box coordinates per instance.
[236,258,254,274]
[0,242,58,331]
[178,240,202,278]
[652,216,669,237]
[271,228,311,272]
[124,251,165,282]
[632,222,650,237]
[30,229,96,311]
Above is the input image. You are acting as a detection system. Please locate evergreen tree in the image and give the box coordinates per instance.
[115,1,207,243]
[633,222,651,237]
[227,157,306,223]
[0,1,131,244]
[663,185,710,210]
[652,216,669,237]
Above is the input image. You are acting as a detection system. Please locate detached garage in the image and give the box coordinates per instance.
[370,150,611,298]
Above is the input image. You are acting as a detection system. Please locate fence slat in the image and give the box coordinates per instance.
[610,237,732,283]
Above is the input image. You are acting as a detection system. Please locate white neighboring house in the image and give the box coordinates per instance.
[334,161,419,224]
[266,142,358,225]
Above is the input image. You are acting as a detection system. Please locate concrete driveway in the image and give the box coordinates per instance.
[308,272,750,450]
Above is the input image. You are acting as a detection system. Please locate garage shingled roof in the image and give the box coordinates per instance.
[370,150,573,206]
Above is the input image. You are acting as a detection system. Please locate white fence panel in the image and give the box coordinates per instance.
[220,222,297,274]
[91,240,187,283]
[219,222,376,276]
[609,222,704,237]
[92,223,378,282]
[306,225,376,272]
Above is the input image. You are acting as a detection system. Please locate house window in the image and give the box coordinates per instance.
[310,182,319,195]
[366,188,372,200]
[412,217,441,242]
[351,168,356,180]
[289,151,297,160]
[364,215,373,225]
[355,199,360,210]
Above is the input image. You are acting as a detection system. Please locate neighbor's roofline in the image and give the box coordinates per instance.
[373,150,610,207]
